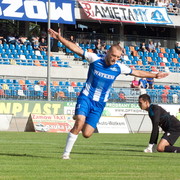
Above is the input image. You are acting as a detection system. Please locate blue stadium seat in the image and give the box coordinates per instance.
[26,55,32,59]
[153,52,158,57]
[134,46,139,51]
[25,80,32,85]
[165,48,170,53]
[27,45,33,51]
[8,54,14,59]
[16,59,22,65]
[40,60,47,66]
[125,50,131,56]
[41,51,46,56]
[29,50,35,56]
[32,55,37,60]
[171,62,176,67]
[169,53,174,58]
[15,44,21,50]
[21,45,27,51]
[170,49,175,53]
[143,52,148,57]
[74,53,81,61]
[23,50,29,56]
[59,81,65,86]
[167,58,172,63]
[77,82,84,87]
[3,44,9,50]
[128,55,134,61]
[21,60,28,66]
[163,53,169,58]
[174,53,179,59]
[148,52,153,57]
[50,56,55,61]
[14,54,19,59]
[17,50,23,55]
[155,48,160,53]
[65,48,73,55]
[9,44,15,50]
[138,51,143,57]
[124,46,130,51]
[133,56,139,61]
[11,49,17,55]
[55,56,61,61]
[5,49,11,55]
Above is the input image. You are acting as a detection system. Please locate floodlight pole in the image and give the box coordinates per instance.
[47,0,51,101]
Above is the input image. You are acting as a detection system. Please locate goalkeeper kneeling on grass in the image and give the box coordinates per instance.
[138,94,180,153]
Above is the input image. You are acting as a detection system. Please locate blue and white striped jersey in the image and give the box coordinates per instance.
[80,52,132,102]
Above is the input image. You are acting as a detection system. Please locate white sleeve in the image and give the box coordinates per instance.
[117,63,132,75]
[83,51,100,63]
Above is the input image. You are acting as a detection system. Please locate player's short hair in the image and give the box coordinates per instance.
[139,94,151,103]
[109,44,122,52]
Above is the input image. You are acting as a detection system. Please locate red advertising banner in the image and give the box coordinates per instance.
[25,114,75,133]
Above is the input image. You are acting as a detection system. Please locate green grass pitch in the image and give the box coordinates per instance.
[0,132,179,180]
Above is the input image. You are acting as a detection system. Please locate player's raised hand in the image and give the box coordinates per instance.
[48,28,61,40]
[155,72,169,79]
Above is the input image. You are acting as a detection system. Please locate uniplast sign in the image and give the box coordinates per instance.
[0,0,75,24]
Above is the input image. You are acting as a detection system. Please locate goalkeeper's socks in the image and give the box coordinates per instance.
[164,146,180,153]
[63,132,78,155]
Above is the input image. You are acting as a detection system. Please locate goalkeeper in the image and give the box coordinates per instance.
[138,94,180,153]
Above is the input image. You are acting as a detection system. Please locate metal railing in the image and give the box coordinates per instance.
[0,87,180,104]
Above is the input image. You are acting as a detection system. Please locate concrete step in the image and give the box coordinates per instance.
[52,51,85,67]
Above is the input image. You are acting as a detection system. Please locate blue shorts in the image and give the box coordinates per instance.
[75,94,106,129]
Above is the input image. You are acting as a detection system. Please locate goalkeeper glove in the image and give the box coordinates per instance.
[144,144,157,153]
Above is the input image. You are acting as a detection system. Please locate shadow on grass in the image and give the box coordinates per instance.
[102,142,145,148]
[72,150,158,158]
[0,152,50,159]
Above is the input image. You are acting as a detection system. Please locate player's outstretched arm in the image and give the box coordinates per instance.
[131,70,169,79]
[48,28,84,57]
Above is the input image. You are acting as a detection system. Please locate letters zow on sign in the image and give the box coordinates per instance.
[0,0,75,24]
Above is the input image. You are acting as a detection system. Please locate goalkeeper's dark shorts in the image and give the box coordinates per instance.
[161,131,180,145]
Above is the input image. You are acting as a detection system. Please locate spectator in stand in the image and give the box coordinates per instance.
[147,40,156,52]
[0,39,3,45]
[18,36,30,46]
[167,0,175,13]
[149,0,156,6]
[156,0,166,6]
[154,40,161,49]
[69,35,76,43]
[173,0,180,15]
[139,42,148,52]
[139,78,149,89]
[175,42,180,54]
[100,42,107,55]
[146,77,154,89]
[131,77,140,89]
[0,36,5,44]
[41,28,47,39]
[39,38,48,51]
[32,36,40,50]
[6,33,17,44]
[94,38,102,54]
